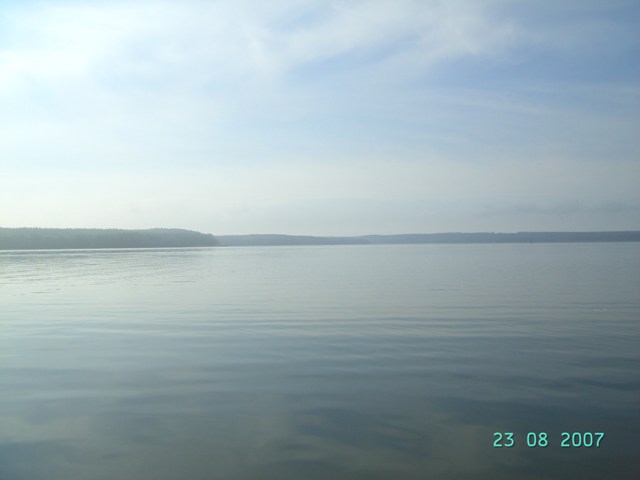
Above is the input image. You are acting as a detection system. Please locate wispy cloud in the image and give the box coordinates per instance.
[0,1,520,84]
[1,0,638,233]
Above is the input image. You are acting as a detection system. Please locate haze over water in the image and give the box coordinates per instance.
[1,243,639,479]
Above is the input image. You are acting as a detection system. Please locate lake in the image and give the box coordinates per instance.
[1,243,639,479]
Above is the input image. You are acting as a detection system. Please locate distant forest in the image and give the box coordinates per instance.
[0,228,219,250]
[217,231,640,246]
[1,228,639,250]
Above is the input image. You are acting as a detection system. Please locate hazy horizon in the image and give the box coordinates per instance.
[3,226,640,240]
[2,1,639,235]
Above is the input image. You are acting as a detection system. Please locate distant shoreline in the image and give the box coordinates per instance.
[0,228,219,250]
[217,231,640,246]
[1,227,640,250]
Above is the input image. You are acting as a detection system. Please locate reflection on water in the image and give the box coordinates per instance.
[1,244,639,479]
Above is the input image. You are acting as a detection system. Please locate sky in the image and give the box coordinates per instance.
[1,0,639,235]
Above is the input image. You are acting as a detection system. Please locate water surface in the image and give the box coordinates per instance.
[1,244,639,479]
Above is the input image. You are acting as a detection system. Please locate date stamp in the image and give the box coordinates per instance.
[493,432,605,448]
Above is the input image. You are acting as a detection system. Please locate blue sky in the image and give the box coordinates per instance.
[1,0,638,235]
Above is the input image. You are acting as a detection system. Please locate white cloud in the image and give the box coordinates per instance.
[0,1,519,91]
[0,0,523,171]
[1,1,637,234]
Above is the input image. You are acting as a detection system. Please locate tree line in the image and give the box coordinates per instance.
[0,228,219,250]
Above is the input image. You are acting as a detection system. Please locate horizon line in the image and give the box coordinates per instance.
[3,226,640,237]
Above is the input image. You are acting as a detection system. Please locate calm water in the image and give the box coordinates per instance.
[1,243,639,479]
